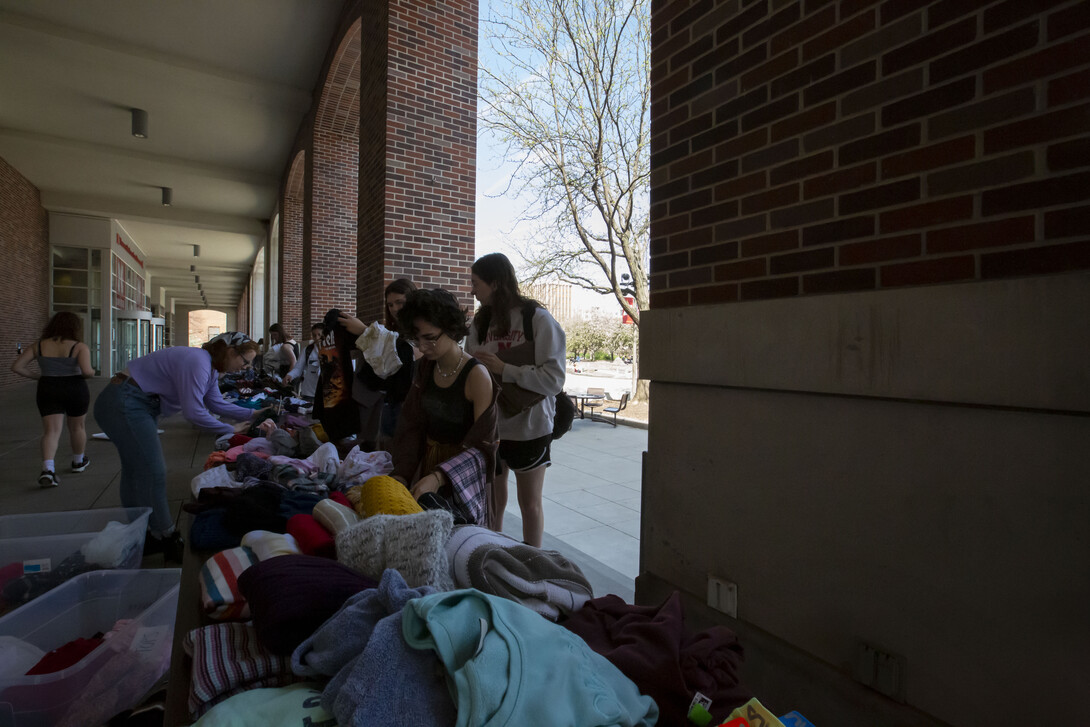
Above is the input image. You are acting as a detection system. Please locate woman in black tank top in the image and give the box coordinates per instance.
[11,312,94,487]
[386,289,501,527]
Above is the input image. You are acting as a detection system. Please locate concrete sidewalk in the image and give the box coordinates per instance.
[0,377,646,600]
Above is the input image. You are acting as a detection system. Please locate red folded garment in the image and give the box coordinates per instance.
[26,636,104,675]
[228,433,254,448]
[330,491,352,508]
[287,513,335,559]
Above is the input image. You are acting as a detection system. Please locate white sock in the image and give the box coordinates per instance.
[43,459,54,473]
[72,453,85,465]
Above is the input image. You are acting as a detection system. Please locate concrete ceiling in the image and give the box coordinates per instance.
[0,0,345,309]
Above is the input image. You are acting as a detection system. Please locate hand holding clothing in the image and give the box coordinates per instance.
[337,312,367,337]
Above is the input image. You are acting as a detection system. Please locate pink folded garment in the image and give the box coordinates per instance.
[225,446,271,464]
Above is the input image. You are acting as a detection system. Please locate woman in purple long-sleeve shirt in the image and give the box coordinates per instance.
[93,332,259,561]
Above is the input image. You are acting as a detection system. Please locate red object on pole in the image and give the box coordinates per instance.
[622,296,634,324]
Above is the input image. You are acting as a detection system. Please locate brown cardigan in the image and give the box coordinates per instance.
[388,356,502,528]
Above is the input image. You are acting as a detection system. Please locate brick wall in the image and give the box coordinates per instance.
[307,20,360,324]
[0,157,49,389]
[310,129,359,317]
[649,0,1090,308]
[359,0,389,323]
[282,152,305,332]
[383,0,478,307]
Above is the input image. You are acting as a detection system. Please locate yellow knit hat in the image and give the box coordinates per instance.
[351,475,423,518]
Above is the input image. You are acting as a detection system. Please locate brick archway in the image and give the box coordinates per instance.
[307,20,361,324]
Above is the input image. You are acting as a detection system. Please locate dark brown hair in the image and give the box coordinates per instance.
[471,253,541,342]
[268,323,289,343]
[397,289,470,343]
[384,278,417,330]
[202,339,260,372]
[41,312,83,342]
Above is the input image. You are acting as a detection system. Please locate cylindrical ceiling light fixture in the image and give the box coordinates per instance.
[131,108,148,138]
[161,187,172,206]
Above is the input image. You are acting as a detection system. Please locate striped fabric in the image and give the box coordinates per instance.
[184,621,301,719]
[199,546,258,620]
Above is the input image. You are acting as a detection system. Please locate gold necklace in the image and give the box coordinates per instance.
[436,350,465,378]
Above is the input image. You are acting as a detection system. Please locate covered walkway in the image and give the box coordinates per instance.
[0,378,644,602]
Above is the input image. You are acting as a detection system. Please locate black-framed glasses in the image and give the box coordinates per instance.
[407,332,443,348]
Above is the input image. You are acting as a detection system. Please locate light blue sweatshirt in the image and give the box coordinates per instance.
[402,588,659,727]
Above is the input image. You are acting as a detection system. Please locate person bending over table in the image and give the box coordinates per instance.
[93,332,259,562]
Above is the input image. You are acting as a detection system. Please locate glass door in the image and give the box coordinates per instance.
[140,319,151,356]
[114,318,139,372]
[152,319,165,351]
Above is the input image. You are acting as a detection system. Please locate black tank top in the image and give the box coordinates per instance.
[421,357,481,444]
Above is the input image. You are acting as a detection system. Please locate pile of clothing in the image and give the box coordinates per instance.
[219,369,307,413]
[0,520,141,614]
[179,435,770,727]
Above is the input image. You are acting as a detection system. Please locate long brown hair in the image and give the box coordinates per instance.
[268,323,289,343]
[384,278,417,330]
[471,253,540,342]
[41,312,83,342]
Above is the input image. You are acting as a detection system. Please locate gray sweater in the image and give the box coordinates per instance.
[466,306,566,441]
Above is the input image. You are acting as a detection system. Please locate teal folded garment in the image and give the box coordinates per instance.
[403,589,659,727]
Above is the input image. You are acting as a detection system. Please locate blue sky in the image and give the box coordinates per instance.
[473,0,617,316]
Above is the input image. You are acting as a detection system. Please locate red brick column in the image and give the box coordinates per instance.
[0,157,49,389]
[357,0,479,316]
[649,1,1090,308]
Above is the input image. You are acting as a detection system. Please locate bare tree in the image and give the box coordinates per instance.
[480,0,650,334]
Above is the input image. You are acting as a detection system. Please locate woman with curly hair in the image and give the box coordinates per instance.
[93,332,259,561]
[387,288,500,527]
[11,311,94,487]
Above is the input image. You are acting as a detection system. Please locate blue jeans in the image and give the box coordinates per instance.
[93,381,172,535]
[380,401,402,439]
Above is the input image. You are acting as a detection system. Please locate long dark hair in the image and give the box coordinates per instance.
[41,312,83,341]
[384,278,417,330]
[268,322,289,343]
[471,253,540,342]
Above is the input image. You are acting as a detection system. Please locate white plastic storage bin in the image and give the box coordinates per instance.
[0,507,152,574]
[0,568,180,727]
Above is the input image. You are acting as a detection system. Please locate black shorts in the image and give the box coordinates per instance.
[36,376,90,417]
[497,434,552,473]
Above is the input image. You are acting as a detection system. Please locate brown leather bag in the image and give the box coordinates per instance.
[493,341,545,417]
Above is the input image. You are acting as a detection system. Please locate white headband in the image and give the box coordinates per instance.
[208,331,251,347]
